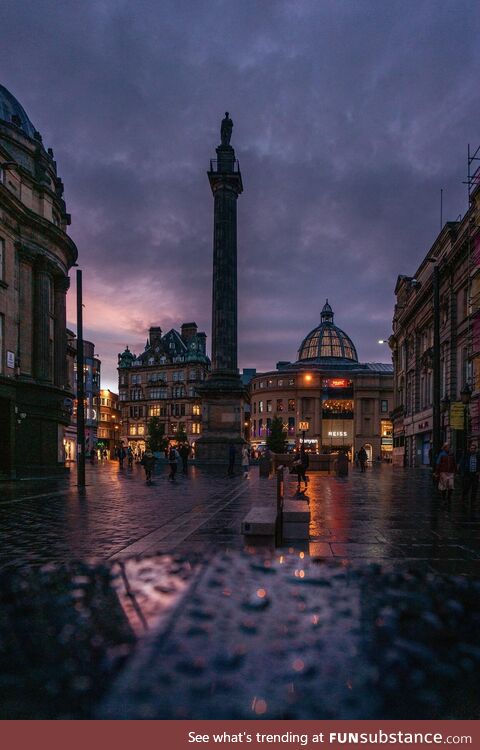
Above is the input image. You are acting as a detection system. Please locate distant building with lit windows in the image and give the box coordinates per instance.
[118,323,210,453]
[97,389,121,457]
[249,301,394,462]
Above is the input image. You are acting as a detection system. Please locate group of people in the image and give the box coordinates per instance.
[433,441,479,511]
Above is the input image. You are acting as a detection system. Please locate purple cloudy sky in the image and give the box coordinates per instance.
[2,1,480,390]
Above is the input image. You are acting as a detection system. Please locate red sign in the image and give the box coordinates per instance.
[324,378,350,389]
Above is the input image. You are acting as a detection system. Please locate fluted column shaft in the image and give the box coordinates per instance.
[54,275,70,387]
[33,257,52,382]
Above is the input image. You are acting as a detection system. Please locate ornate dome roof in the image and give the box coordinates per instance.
[0,84,36,138]
[297,300,358,364]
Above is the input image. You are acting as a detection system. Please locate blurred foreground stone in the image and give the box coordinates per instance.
[0,551,479,719]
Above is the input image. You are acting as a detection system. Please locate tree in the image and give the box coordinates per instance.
[267,416,288,454]
[147,417,168,452]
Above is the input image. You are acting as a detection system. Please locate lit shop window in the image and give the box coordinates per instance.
[192,404,201,416]
[129,425,137,435]
[192,423,201,434]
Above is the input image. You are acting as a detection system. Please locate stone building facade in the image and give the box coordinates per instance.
[118,323,210,453]
[390,184,480,467]
[0,84,77,477]
[97,389,121,458]
[249,302,394,462]
[63,332,101,461]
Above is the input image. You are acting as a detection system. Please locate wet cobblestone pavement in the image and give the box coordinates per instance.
[1,462,480,719]
[0,461,479,576]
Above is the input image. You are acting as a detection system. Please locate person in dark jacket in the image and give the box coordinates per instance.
[179,443,190,475]
[295,446,309,491]
[459,442,480,510]
[141,450,156,484]
[358,446,368,472]
[435,442,456,505]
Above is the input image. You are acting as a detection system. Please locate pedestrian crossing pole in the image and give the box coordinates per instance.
[76,269,86,487]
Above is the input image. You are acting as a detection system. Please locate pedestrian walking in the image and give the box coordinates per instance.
[354,450,359,468]
[358,446,368,473]
[292,445,309,492]
[242,445,250,479]
[435,442,456,506]
[118,446,126,468]
[228,443,236,476]
[140,449,156,484]
[89,447,96,465]
[179,443,190,475]
[168,445,180,481]
[336,449,349,477]
[459,442,480,514]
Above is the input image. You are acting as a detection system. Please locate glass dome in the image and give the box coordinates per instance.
[297,300,358,363]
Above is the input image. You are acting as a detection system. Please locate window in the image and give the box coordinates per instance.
[149,388,167,399]
[192,404,201,416]
[149,404,161,417]
[266,417,272,435]
[288,399,295,412]
[288,379,295,386]
[266,400,272,412]
[130,388,142,400]
[253,402,257,414]
[0,237,4,283]
[381,400,388,413]
[131,374,142,385]
[260,381,265,389]
[137,424,145,435]
[192,423,201,434]
[259,400,264,413]
[278,379,283,387]
[129,425,137,435]
[276,399,284,412]
[288,417,295,434]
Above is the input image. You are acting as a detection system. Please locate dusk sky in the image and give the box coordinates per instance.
[2,1,480,390]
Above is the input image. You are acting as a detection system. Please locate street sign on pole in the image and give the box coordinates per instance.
[298,421,309,431]
[450,402,464,431]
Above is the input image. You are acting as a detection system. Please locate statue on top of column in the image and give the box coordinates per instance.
[220,112,233,147]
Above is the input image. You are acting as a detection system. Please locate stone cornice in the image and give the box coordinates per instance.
[15,239,69,278]
[1,185,77,268]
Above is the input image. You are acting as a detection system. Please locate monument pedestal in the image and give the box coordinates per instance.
[195,372,247,464]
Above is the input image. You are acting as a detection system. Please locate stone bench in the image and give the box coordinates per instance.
[282,499,310,540]
[241,506,277,536]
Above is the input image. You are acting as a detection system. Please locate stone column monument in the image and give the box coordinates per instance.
[196,113,247,464]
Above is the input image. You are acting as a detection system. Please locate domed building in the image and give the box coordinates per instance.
[0,84,77,477]
[249,301,394,462]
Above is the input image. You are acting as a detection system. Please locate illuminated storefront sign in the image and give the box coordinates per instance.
[323,378,351,389]
[328,430,347,437]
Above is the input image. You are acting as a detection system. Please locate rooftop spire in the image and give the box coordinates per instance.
[321,298,334,324]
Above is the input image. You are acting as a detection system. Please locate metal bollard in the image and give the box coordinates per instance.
[275,466,284,547]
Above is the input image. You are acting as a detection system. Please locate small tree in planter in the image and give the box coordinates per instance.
[147,417,168,453]
[266,416,288,454]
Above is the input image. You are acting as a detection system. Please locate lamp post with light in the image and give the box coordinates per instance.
[440,393,450,447]
[460,383,472,456]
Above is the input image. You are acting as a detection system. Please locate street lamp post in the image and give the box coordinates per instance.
[441,393,450,446]
[460,383,472,456]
